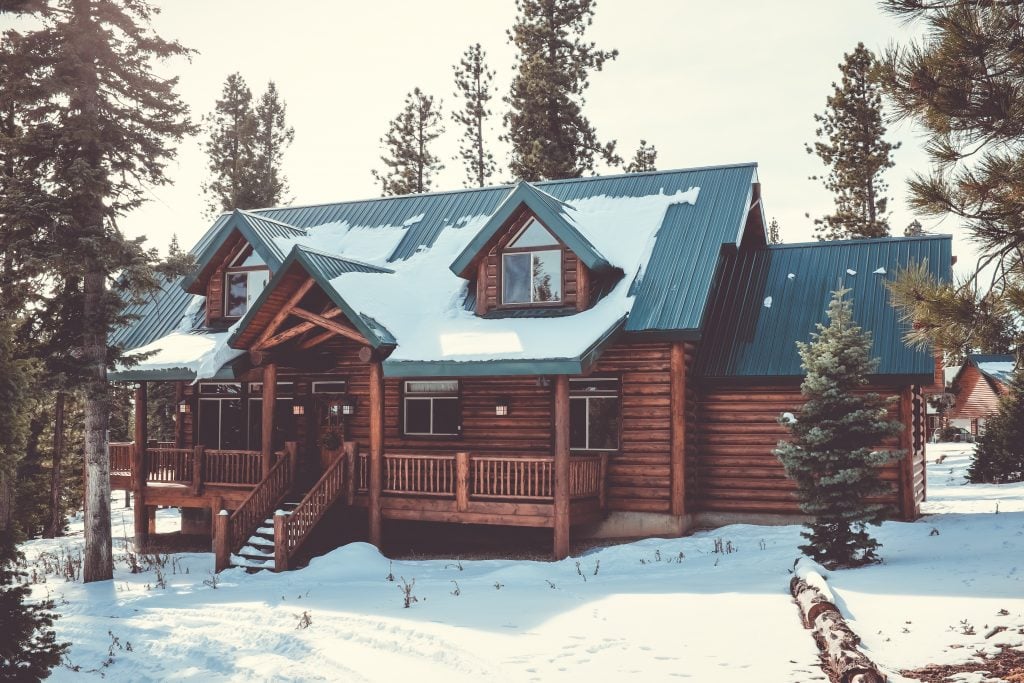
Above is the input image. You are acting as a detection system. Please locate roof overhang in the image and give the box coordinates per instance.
[449,181,612,279]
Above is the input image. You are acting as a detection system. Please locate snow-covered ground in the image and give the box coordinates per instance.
[19,443,1024,682]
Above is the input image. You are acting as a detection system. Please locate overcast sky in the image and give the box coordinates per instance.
[20,1,976,267]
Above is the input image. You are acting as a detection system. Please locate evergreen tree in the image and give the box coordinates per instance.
[372,88,444,196]
[504,0,621,180]
[252,81,294,208]
[768,217,782,244]
[203,73,257,214]
[623,140,657,173]
[2,0,195,582]
[881,1,1024,356]
[807,43,899,240]
[967,366,1024,483]
[452,43,497,188]
[774,287,904,567]
[0,531,64,679]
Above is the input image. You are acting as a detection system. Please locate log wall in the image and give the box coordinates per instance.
[693,383,924,518]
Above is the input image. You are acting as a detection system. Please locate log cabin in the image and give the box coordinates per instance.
[946,354,1015,435]
[108,163,952,570]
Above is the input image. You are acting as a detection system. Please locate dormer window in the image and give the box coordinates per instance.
[224,248,269,319]
[501,218,562,305]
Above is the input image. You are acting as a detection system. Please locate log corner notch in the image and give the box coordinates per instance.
[790,558,886,683]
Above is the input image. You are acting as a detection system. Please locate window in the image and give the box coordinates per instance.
[223,249,269,318]
[197,383,243,449]
[246,382,294,451]
[569,378,620,451]
[403,380,460,436]
[501,218,562,305]
[312,381,347,394]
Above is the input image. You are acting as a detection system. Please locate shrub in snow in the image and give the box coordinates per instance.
[968,366,1024,484]
[0,531,66,679]
[774,287,903,568]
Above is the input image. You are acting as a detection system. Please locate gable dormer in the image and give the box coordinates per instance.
[450,182,614,316]
[180,209,306,326]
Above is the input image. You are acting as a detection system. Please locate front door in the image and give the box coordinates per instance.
[316,396,347,471]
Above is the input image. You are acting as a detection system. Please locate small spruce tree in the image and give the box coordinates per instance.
[774,287,904,567]
[967,366,1024,483]
[768,217,782,244]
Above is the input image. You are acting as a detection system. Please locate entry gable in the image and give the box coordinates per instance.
[228,244,395,355]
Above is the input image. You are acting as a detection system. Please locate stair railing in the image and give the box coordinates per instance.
[214,442,296,572]
[273,441,354,572]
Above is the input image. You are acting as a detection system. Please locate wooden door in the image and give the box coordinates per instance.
[316,397,347,471]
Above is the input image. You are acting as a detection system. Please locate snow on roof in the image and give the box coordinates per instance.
[299,189,698,366]
[975,357,1015,385]
[118,330,243,379]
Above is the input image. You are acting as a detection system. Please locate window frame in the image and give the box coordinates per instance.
[223,265,270,320]
[196,382,243,450]
[568,376,622,452]
[498,217,565,308]
[401,380,462,438]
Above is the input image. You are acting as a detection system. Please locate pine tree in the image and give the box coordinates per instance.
[768,217,782,244]
[252,81,294,208]
[774,287,904,567]
[881,1,1024,355]
[2,0,195,582]
[807,43,899,240]
[372,88,444,196]
[203,73,258,214]
[903,219,924,237]
[0,531,65,679]
[452,44,497,188]
[623,140,657,173]
[967,366,1024,483]
[504,0,620,180]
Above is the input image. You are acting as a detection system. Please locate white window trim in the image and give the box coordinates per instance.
[402,381,460,436]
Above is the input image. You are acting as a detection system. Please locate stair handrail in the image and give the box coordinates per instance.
[274,442,354,572]
[215,442,296,571]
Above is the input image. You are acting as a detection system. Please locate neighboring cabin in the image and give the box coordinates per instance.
[945,354,1016,436]
[108,163,952,569]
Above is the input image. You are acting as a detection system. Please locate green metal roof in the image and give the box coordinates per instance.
[180,209,307,293]
[112,164,761,357]
[696,234,953,380]
[626,163,757,332]
[227,244,396,349]
[449,181,612,277]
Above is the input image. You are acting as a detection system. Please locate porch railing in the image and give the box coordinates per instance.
[108,442,264,489]
[356,452,607,505]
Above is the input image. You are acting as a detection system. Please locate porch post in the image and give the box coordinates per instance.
[670,342,687,517]
[261,363,277,478]
[368,359,384,548]
[899,386,917,521]
[553,375,570,560]
[133,382,148,550]
[173,381,184,447]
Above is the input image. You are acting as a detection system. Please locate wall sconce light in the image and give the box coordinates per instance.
[178,400,191,414]
[342,397,357,416]
[292,404,305,416]
[495,397,510,416]
[536,377,551,388]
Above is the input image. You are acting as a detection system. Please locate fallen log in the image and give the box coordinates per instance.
[791,558,886,683]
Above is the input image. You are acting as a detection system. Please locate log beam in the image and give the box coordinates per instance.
[368,360,384,548]
[553,375,570,560]
[670,342,686,517]
[289,307,368,345]
[255,277,316,347]
[297,327,338,350]
[254,309,344,351]
[133,382,148,550]
[261,364,277,478]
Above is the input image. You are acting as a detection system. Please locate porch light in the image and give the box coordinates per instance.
[495,397,510,416]
[178,400,190,414]
[292,404,305,416]
[342,397,357,416]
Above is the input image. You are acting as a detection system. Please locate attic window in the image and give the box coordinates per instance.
[502,218,562,305]
[223,246,270,319]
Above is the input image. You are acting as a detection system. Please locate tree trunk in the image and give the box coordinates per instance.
[0,469,12,535]
[83,269,112,582]
[45,391,65,538]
